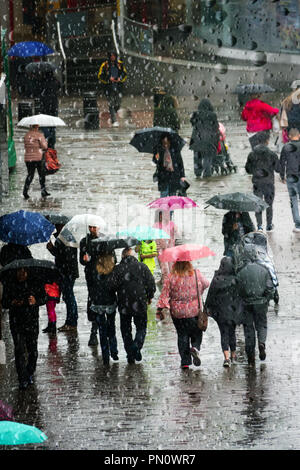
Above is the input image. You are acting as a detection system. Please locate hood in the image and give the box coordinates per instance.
[285,141,300,153]
[198,99,214,112]
[216,256,234,276]
[243,232,268,251]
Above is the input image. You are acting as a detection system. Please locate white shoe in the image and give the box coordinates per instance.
[293,227,300,232]
[112,121,119,127]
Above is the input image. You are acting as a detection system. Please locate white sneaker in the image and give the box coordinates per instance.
[293,227,300,232]
[112,121,119,127]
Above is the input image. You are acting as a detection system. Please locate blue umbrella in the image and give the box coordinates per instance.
[0,210,55,246]
[0,421,47,446]
[7,41,54,57]
[116,225,169,241]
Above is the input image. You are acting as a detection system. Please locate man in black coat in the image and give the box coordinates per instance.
[109,248,156,364]
[222,211,255,257]
[2,267,47,389]
[245,130,280,231]
[47,224,79,333]
[156,134,186,197]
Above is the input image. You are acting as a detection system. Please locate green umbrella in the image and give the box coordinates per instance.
[0,421,47,446]
[205,192,269,212]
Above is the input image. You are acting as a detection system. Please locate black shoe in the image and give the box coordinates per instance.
[23,192,29,200]
[135,350,142,362]
[266,224,274,232]
[259,343,266,361]
[42,322,56,334]
[41,190,50,197]
[88,334,98,346]
[127,357,135,364]
[111,354,119,362]
[19,381,29,390]
[247,354,255,366]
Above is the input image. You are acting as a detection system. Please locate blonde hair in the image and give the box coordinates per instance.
[171,261,194,277]
[96,253,115,275]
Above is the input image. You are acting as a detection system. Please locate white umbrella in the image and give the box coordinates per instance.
[17,114,67,128]
[57,214,107,248]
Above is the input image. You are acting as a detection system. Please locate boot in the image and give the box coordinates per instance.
[41,189,51,197]
[42,322,56,334]
[88,321,98,346]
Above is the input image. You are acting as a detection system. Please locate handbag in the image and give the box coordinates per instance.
[194,270,208,332]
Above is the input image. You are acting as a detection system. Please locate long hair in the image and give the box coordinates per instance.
[282,91,299,111]
[96,253,115,275]
[171,261,194,277]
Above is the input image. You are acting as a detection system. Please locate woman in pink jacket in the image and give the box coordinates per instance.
[23,125,49,199]
[156,260,209,369]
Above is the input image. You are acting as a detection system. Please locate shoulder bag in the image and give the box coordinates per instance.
[194,270,208,332]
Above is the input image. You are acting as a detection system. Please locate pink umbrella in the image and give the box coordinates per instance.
[158,244,215,262]
[147,196,198,211]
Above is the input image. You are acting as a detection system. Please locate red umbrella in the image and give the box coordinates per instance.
[158,244,215,262]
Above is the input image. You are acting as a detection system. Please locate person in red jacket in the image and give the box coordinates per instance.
[241,94,279,149]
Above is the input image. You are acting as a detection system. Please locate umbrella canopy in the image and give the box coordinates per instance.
[147,196,198,211]
[129,126,186,154]
[25,62,57,76]
[205,192,269,212]
[91,235,139,254]
[0,258,60,284]
[0,210,54,246]
[57,214,107,248]
[158,244,215,262]
[42,212,70,226]
[0,421,47,446]
[7,41,54,58]
[116,226,169,241]
[234,84,275,95]
[17,114,66,128]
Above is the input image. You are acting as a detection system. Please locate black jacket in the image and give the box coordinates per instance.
[190,99,220,153]
[222,211,255,249]
[48,237,79,280]
[245,144,280,185]
[109,256,156,314]
[156,145,185,193]
[153,95,180,132]
[204,257,243,325]
[89,271,117,307]
[280,140,300,180]
[0,243,32,267]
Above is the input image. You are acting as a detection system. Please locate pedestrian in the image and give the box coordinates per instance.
[109,247,156,364]
[279,80,300,135]
[156,260,209,369]
[279,127,300,232]
[245,130,280,232]
[153,94,180,132]
[0,243,32,267]
[235,245,275,365]
[1,267,47,390]
[89,253,118,366]
[43,281,60,335]
[98,51,127,127]
[222,211,255,257]
[155,134,186,197]
[153,210,177,289]
[241,93,279,149]
[135,240,157,275]
[190,99,220,178]
[23,124,49,199]
[80,225,107,346]
[204,257,243,367]
[39,71,61,149]
[46,223,79,333]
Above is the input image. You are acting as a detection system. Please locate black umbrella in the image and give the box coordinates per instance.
[91,235,139,254]
[234,84,275,95]
[129,127,186,154]
[0,259,60,284]
[42,212,70,226]
[25,62,57,76]
[205,192,269,212]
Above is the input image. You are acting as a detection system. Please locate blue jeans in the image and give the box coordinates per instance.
[286,176,300,228]
[95,311,118,362]
[61,275,78,326]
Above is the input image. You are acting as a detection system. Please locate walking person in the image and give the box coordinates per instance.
[135,240,157,276]
[280,80,300,136]
[245,130,280,232]
[204,257,243,367]
[241,94,279,149]
[109,247,156,364]
[23,124,49,199]
[89,253,119,366]
[222,211,255,257]
[190,99,220,178]
[43,281,60,335]
[39,71,61,149]
[153,94,180,132]
[46,223,79,333]
[155,134,186,197]
[156,260,209,369]
[98,51,127,127]
[2,267,47,390]
[280,127,300,232]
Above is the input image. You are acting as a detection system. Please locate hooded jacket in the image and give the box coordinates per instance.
[153,95,180,132]
[241,98,279,132]
[190,99,220,152]
[280,140,300,180]
[98,54,127,89]
[245,144,280,185]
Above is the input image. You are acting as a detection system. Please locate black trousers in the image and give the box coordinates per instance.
[119,305,148,361]
[253,182,274,227]
[106,89,121,123]
[171,316,203,366]
[9,310,39,384]
[24,161,46,194]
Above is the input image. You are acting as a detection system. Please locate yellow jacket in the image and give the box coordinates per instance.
[98,59,127,85]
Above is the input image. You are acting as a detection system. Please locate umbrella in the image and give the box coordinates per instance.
[0,210,55,246]
[0,421,47,446]
[0,258,60,284]
[17,114,66,128]
[116,226,169,241]
[7,41,54,58]
[57,214,107,248]
[147,196,198,211]
[234,84,275,95]
[25,62,57,76]
[42,212,70,226]
[91,235,139,254]
[158,244,215,262]
[129,126,186,154]
[205,192,269,212]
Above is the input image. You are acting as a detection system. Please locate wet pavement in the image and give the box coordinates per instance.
[1,97,300,451]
